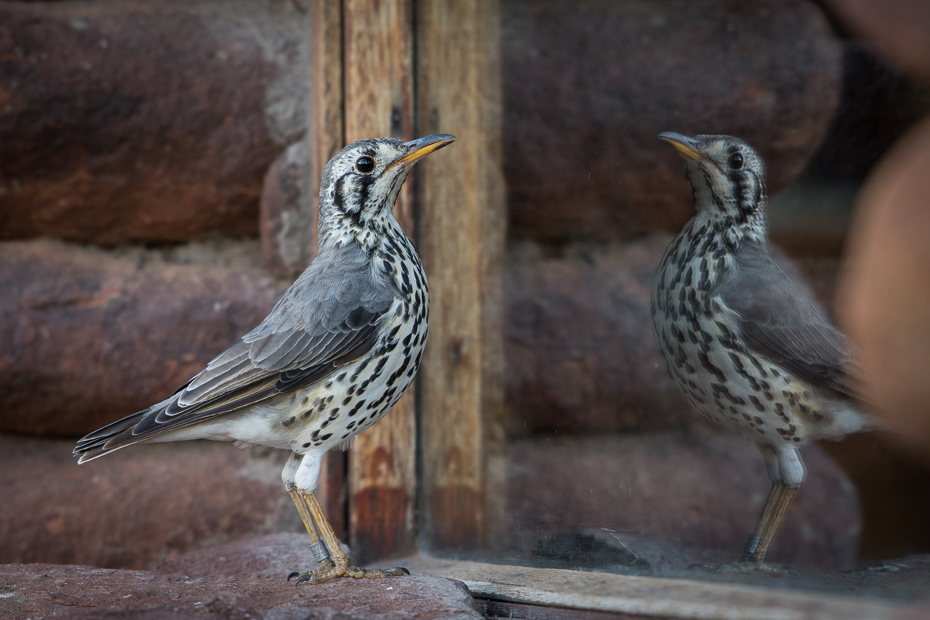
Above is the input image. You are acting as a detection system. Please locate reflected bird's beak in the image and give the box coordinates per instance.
[658,132,716,169]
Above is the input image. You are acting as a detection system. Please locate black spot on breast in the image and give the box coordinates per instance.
[303,442,311,448]
[320,433,332,441]
[749,396,765,412]
[698,351,727,382]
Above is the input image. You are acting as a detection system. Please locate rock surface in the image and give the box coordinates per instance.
[502,0,843,241]
[0,433,302,569]
[260,139,316,280]
[506,428,862,571]
[0,535,480,620]
[0,239,280,436]
[0,0,309,244]
[505,235,692,435]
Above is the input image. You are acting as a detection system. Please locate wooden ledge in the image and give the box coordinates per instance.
[400,557,924,620]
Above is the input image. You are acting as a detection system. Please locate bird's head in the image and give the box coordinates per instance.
[659,132,767,245]
[318,134,455,248]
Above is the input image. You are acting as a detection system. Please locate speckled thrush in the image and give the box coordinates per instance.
[75,134,455,584]
[652,132,869,574]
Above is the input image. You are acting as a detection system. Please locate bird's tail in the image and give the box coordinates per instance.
[73,409,152,464]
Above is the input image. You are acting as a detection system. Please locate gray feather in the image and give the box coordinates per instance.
[100,241,395,443]
[716,240,861,400]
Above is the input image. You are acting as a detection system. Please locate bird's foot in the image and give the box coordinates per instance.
[688,561,800,578]
[287,565,410,586]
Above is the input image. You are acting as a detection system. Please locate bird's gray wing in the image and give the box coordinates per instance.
[76,244,395,454]
[718,241,861,401]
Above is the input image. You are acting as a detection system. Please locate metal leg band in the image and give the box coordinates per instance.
[310,540,332,564]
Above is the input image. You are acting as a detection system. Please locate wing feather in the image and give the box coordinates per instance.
[718,241,862,401]
[74,242,397,460]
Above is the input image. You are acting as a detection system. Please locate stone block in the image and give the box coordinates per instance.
[0,535,480,619]
[260,139,316,280]
[0,434,301,569]
[506,429,861,571]
[502,0,842,241]
[0,240,280,436]
[505,235,692,434]
[0,0,309,244]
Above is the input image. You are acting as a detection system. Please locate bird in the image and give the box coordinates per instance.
[74,133,455,585]
[651,132,869,575]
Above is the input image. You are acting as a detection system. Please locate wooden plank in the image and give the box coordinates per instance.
[403,558,918,620]
[342,0,418,564]
[416,0,506,550]
[309,0,348,542]
[477,599,655,620]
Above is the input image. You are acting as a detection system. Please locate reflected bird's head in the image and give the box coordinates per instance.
[659,132,767,246]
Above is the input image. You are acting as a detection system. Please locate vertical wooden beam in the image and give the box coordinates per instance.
[343,0,418,564]
[416,0,506,550]
[309,0,348,541]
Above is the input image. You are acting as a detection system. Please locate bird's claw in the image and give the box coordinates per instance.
[288,564,411,585]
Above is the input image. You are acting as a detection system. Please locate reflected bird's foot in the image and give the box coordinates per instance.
[688,561,800,578]
[287,565,410,586]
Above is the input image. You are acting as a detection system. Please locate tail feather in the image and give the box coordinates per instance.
[74,409,152,463]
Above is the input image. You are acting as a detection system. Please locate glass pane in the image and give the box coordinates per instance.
[428,0,930,604]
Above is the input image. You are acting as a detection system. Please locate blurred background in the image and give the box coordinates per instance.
[2,0,929,600]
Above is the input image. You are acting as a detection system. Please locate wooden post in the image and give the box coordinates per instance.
[342,0,418,564]
[307,0,503,561]
[416,0,506,550]
[309,0,349,541]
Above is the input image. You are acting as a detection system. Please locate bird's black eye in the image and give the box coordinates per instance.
[729,152,744,170]
[355,156,375,173]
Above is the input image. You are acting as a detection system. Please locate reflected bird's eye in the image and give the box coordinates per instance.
[355,156,375,173]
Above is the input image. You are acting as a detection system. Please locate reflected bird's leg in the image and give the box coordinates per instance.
[741,482,798,565]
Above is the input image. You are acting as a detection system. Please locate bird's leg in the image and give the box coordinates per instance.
[691,481,800,577]
[741,482,798,565]
[288,490,409,586]
[287,488,335,571]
